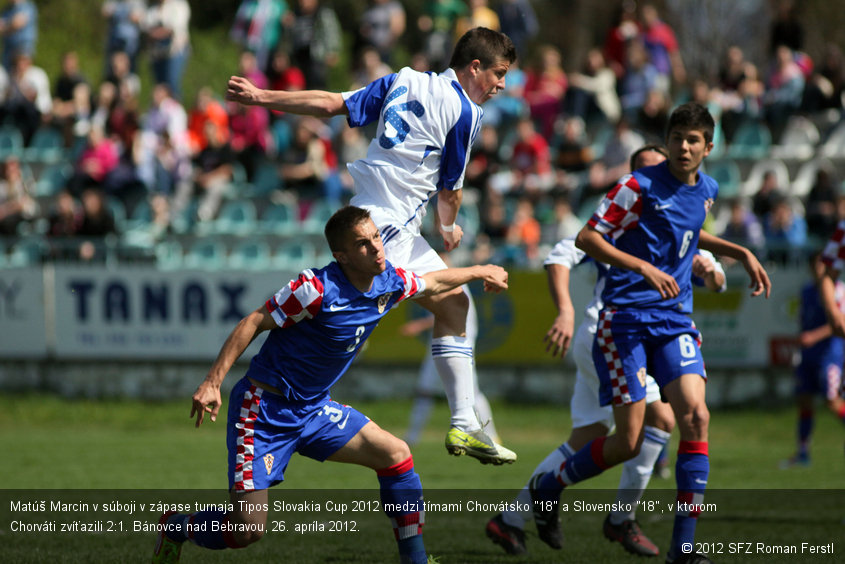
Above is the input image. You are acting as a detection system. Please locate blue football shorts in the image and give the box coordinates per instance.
[226,377,370,491]
[795,354,844,401]
[592,308,705,407]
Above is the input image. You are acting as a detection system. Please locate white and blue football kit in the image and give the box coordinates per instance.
[227,261,423,491]
[342,66,482,273]
[588,161,718,406]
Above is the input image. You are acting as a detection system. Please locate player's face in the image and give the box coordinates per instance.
[337,219,386,277]
[466,58,510,105]
[666,127,712,184]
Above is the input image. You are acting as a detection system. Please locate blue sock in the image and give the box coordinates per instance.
[537,436,609,501]
[184,509,242,550]
[670,441,709,560]
[377,456,426,564]
[797,409,813,457]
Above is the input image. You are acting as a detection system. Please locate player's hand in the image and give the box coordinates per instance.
[479,264,508,293]
[441,224,463,252]
[692,253,715,279]
[191,380,222,428]
[544,309,574,358]
[740,250,771,298]
[226,76,261,106]
[641,263,679,299]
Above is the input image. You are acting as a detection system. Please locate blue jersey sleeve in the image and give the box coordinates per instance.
[343,73,398,128]
[437,81,477,191]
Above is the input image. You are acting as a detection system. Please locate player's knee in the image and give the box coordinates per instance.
[677,403,709,438]
[385,437,412,466]
[233,526,265,546]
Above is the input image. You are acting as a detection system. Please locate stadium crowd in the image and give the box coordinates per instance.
[0,0,844,270]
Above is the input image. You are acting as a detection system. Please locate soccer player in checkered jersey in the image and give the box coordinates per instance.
[821,220,845,338]
[486,145,726,558]
[151,206,509,564]
[780,251,845,468]
[226,27,518,465]
[527,103,770,564]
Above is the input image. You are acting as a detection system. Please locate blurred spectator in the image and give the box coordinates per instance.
[0,0,37,70]
[230,0,292,74]
[751,170,786,220]
[77,187,117,261]
[91,80,141,155]
[144,0,191,99]
[635,88,669,142]
[1,52,50,145]
[805,167,840,240]
[334,120,368,193]
[280,116,340,204]
[356,0,405,66]
[267,49,306,92]
[481,197,508,241]
[495,0,538,60]
[237,49,268,91]
[102,0,145,74]
[764,45,805,142]
[186,86,229,157]
[67,125,120,196]
[479,59,526,132]
[505,197,541,265]
[769,0,803,55]
[719,60,765,143]
[136,82,190,195]
[603,0,639,80]
[51,50,91,143]
[802,42,845,114]
[47,189,82,238]
[490,116,552,196]
[181,119,234,222]
[565,47,621,128]
[0,155,35,234]
[524,44,567,140]
[553,116,593,193]
[289,0,340,89]
[351,45,392,90]
[454,0,499,39]
[764,196,807,264]
[717,45,747,94]
[464,124,503,192]
[551,196,581,241]
[638,2,685,92]
[719,197,765,254]
[226,98,270,180]
[618,39,659,124]
[105,49,141,100]
[417,0,466,71]
[600,117,644,184]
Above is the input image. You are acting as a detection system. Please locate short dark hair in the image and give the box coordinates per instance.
[449,27,516,70]
[666,102,715,143]
[629,144,668,171]
[324,206,372,252]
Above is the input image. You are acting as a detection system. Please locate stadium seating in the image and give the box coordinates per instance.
[22,128,65,164]
[154,240,184,270]
[740,157,790,198]
[819,119,845,158]
[770,115,820,160]
[726,120,772,159]
[7,236,47,266]
[0,126,23,161]
[228,239,272,270]
[258,200,299,235]
[301,200,337,234]
[789,157,835,198]
[704,159,742,199]
[207,199,257,236]
[34,163,72,199]
[245,160,283,197]
[183,238,227,270]
[273,240,315,271]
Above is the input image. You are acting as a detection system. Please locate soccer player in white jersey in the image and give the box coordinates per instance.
[152,206,509,564]
[487,145,727,558]
[226,27,518,464]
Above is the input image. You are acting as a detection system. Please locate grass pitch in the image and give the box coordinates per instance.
[1,394,842,563]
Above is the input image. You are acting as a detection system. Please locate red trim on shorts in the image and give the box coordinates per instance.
[376,455,414,477]
[678,440,708,456]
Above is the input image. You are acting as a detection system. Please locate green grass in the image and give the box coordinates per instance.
[1,395,843,563]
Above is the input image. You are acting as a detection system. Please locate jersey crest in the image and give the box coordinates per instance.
[378,292,393,313]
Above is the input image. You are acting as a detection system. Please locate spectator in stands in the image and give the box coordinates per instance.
[182,119,235,222]
[479,58,526,133]
[553,116,593,188]
[764,45,806,143]
[565,47,621,128]
[51,50,91,143]
[47,189,82,237]
[67,125,120,197]
[102,0,145,74]
[136,82,190,196]
[334,119,368,193]
[505,197,541,266]
[0,0,36,70]
[635,88,669,143]
[464,124,503,193]
[416,0,466,71]
[105,49,141,101]
[719,60,765,143]
[226,97,270,181]
[266,49,306,93]
[0,154,35,235]
[77,187,117,261]
[638,2,685,93]
[524,44,567,140]
[351,45,393,90]
[288,0,340,89]
[769,0,804,55]
[186,86,229,157]
[551,196,581,241]
[1,52,50,146]
[230,0,292,74]
[603,0,639,80]
[752,170,786,221]
[356,0,405,66]
[454,0,499,39]
[805,167,841,241]
[280,115,339,204]
[502,116,554,196]
[720,197,765,256]
[495,0,537,60]
[237,49,268,91]
[802,42,845,114]
[144,0,191,99]
[764,196,807,264]
[618,39,659,125]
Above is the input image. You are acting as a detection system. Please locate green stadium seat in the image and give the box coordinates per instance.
[22,127,65,164]
[183,239,227,270]
[0,126,23,161]
[34,163,72,198]
[726,120,771,159]
[704,159,742,199]
[273,240,315,271]
[209,199,257,235]
[259,200,299,235]
[154,240,184,270]
[228,239,272,270]
[301,200,337,234]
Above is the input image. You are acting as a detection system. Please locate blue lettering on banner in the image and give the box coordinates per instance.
[219,283,247,322]
[143,284,167,322]
[105,282,129,322]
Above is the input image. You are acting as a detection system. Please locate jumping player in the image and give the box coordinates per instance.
[225,27,518,464]
[527,103,770,564]
[151,206,509,564]
[486,145,726,558]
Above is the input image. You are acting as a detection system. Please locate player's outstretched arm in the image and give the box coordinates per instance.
[225,76,348,118]
[575,225,680,299]
[698,230,771,298]
[820,266,845,337]
[421,265,508,296]
[544,263,575,358]
[191,306,277,428]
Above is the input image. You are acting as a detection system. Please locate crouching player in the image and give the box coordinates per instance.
[151,206,509,564]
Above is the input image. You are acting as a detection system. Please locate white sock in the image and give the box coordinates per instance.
[502,442,575,529]
[432,336,477,430]
[473,388,498,442]
[610,425,671,524]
